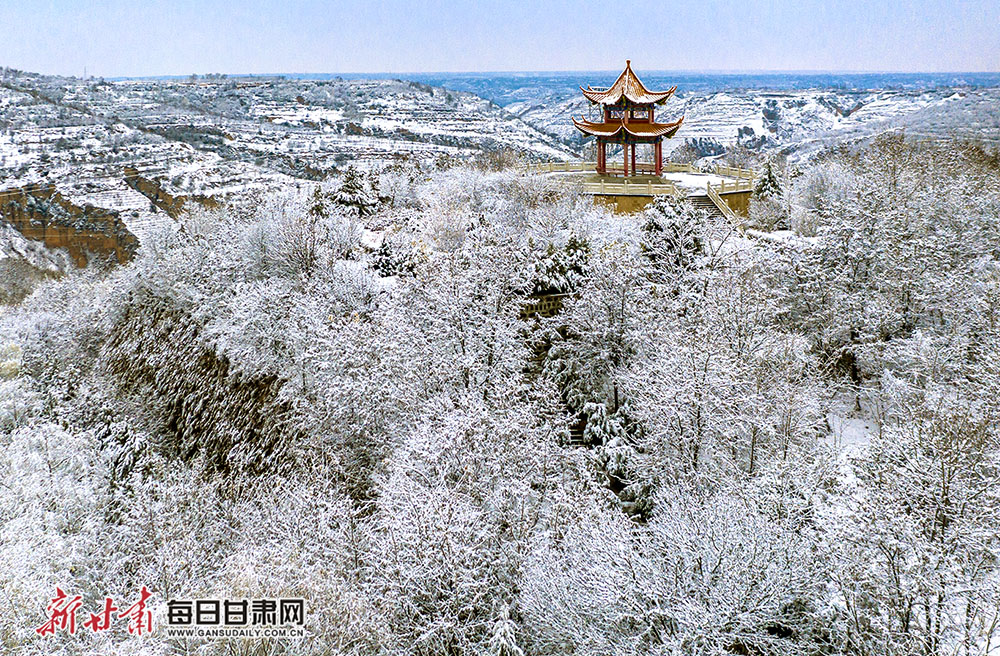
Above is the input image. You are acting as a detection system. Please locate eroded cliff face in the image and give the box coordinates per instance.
[103,303,298,477]
[124,167,220,218]
[0,184,139,267]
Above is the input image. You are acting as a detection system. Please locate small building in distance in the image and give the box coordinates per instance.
[572,61,684,177]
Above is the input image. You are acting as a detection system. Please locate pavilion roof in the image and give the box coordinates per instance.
[572,116,684,139]
[580,61,676,105]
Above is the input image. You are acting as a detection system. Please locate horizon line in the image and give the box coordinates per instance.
[116,69,1000,79]
[6,65,998,81]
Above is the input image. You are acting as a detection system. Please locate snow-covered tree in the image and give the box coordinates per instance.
[334,166,378,216]
[1,133,999,656]
[754,158,783,199]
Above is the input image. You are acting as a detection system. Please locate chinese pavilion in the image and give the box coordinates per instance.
[572,61,684,177]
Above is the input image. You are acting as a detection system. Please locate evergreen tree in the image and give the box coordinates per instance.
[488,607,524,656]
[530,235,590,295]
[754,158,782,199]
[639,196,707,275]
[333,166,377,216]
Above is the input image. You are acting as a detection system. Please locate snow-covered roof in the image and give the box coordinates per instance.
[571,116,684,139]
[580,61,677,106]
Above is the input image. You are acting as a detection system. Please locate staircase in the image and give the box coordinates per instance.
[566,417,586,446]
[688,193,725,217]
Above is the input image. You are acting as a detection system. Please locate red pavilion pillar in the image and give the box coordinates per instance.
[623,142,629,176]
[655,141,662,176]
[630,144,636,177]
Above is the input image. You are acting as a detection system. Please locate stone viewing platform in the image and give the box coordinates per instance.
[523,160,755,217]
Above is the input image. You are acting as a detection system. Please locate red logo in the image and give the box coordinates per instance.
[37,586,153,637]
[35,588,83,636]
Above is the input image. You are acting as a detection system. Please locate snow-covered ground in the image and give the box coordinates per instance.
[0,223,75,273]
[663,171,728,193]
[826,395,878,453]
[550,169,729,194]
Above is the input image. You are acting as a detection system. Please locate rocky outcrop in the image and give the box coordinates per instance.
[0,184,138,267]
[124,167,220,219]
[103,304,299,476]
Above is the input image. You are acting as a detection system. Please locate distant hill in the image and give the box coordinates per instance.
[0,67,575,255]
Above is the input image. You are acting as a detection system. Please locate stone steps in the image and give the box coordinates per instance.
[687,193,725,217]
[566,421,586,446]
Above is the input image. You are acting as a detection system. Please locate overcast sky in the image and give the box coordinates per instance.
[2,0,998,77]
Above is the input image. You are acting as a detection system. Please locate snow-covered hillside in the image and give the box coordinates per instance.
[508,87,992,158]
[0,69,574,244]
[4,134,1000,655]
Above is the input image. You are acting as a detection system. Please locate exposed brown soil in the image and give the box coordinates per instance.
[0,183,138,267]
[124,167,220,219]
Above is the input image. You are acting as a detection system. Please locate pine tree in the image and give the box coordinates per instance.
[487,607,524,656]
[754,158,782,199]
[530,235,590,295]
[333,166,377,216]
[639,196,707,274]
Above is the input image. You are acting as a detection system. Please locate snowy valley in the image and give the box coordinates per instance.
[2,63,1000,656]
